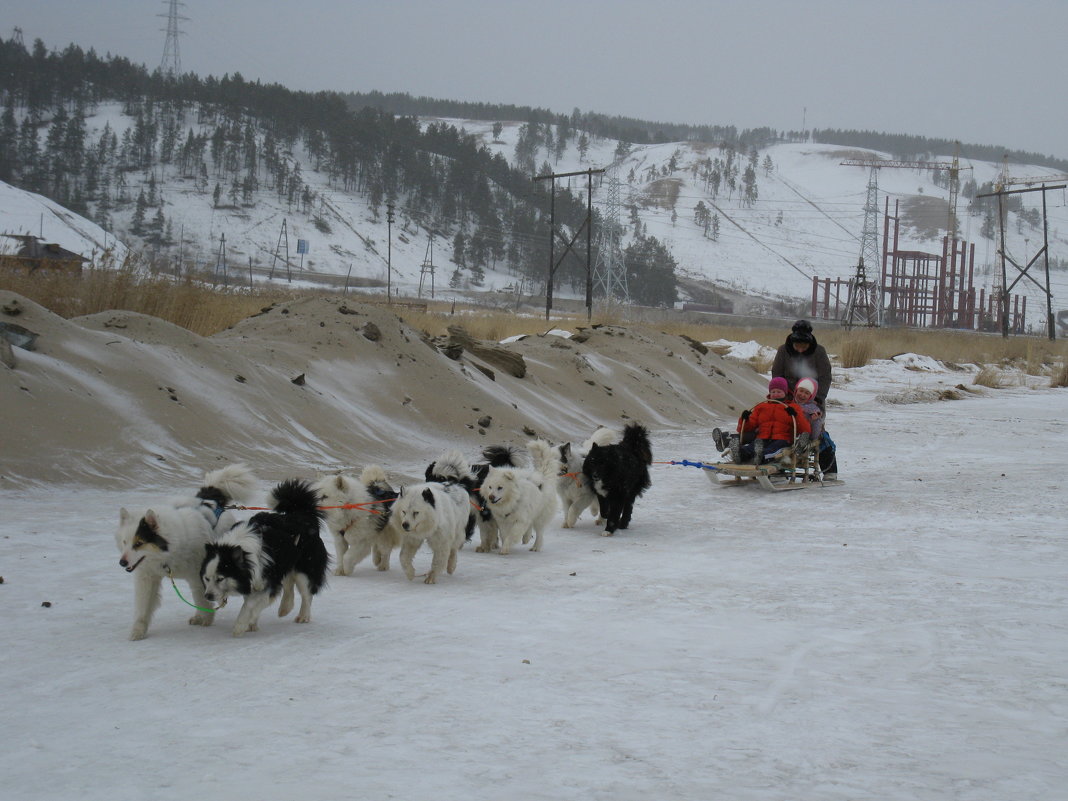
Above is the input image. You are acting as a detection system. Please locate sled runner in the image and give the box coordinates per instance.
[704,460,843,492]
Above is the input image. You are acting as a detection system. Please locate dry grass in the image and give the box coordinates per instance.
[1,262,298,336]
[1050,360,1068,388]
[972,366,1003,388]
[838,336,875,369]
[4,262,1066,373]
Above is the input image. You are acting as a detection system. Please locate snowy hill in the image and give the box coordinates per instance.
[3,103,1066,327]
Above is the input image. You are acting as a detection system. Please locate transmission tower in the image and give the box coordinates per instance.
[159,0,187,77]
[592,165,629,307]
[418,234,436,299]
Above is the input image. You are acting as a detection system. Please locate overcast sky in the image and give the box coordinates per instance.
[6,0,1067,159]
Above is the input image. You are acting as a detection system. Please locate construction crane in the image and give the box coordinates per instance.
[997,172,1068,189]
[840,151,972,245]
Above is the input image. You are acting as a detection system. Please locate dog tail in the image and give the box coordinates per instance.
[199,462,258,508]
[526,439,559,482]
[359,464,398,526]
[621,422,653,465]
[581,426,616,454]
[427,449,472,484]
[268,478,325,523]
[482,444,523,468]
[359,464,389,488]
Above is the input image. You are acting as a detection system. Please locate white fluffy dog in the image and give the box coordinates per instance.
[313,465,399,575]
[114,463,258,640]
[555,426,615,528]
[391,481,472,584]
[480,439,559,555]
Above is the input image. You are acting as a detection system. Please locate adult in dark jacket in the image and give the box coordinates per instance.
[770,319,838,479]
[770,320,832,411]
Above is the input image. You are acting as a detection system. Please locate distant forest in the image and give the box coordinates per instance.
[350,91,1068,171]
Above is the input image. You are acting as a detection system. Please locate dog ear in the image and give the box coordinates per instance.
[421,487,436,506]
[119,507,130,524]
[144,510,159,531]
[332,475,346,491]
[561,443,571,458]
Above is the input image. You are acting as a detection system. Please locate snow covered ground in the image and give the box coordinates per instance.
[2,358,1066,800]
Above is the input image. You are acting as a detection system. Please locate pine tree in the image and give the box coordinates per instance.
[131,190,148,236]
[452,231,466,267]
[0,99,18,182]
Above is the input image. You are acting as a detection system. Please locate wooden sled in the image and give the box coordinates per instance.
[704,460,844,492]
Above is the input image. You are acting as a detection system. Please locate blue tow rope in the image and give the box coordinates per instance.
[662,459,721,472]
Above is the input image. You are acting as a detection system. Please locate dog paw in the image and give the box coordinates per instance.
[475,545,489,553]
[129,628,148,641]
[423,573,437,585]
[600,530,614,537]
[295,614,310,623]
[188,614,213,626]
[232,627,247,637]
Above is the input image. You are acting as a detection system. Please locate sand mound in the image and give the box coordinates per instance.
[0,291,765,488]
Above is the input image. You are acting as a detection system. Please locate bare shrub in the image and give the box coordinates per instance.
[973,366,1002,388]
[748,353,774,373]
[1050,361,1068,388]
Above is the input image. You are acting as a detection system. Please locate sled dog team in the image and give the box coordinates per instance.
[114,423,653,640]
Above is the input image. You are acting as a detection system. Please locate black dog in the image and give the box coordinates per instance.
[201,479,329,637]
[582,422,652,536]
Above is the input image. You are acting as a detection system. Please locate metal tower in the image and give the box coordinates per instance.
[843,257,881,328]
[841,166,883,327]
[159,0,187,77]
[592,165,629,306]
[418,234,436,299]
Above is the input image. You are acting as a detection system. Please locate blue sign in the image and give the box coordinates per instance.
[296,239,309,254]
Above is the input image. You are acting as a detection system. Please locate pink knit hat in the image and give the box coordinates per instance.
[794,377,818,397]
[768,377,789,395]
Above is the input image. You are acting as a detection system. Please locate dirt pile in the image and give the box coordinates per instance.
[0,291,764,487]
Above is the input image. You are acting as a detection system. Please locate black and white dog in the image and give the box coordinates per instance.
[115,463,258,640]
[582,422,652,536]
[201,478,329,637]
[426,444,520,548]
[313,465,399,575]
[554,426,615,528]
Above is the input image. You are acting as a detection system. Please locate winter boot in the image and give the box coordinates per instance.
[712,427,728,452]
[752,439,765,466]
[728,433,741,464]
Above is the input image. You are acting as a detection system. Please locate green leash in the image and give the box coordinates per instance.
[168,577,223,613]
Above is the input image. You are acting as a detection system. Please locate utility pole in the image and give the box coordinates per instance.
[977,181,1065,339]
[386,202,395,304]
[532,167,605,320]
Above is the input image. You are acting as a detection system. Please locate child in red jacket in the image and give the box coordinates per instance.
[713,377,811,464]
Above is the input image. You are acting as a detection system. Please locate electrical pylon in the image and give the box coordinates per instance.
[592,165,629,307]
[840,165,882,327]
[159,0,187,77]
